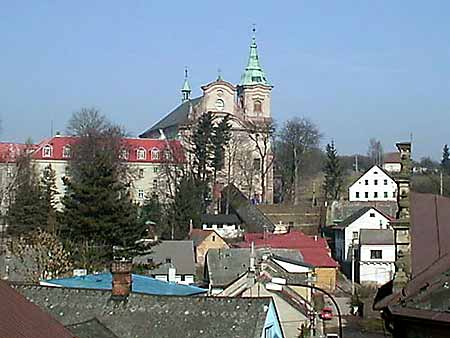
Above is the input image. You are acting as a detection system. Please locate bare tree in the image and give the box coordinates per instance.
[66,107,111,137]
[277,118,321,204]
[244,120,275,204]
[367,138,383,166]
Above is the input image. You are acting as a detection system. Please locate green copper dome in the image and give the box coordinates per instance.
[240,36,270,86]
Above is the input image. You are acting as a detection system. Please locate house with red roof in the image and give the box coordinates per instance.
[0,135,183,211]
[236,230,338,291]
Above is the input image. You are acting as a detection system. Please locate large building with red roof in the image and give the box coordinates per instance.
[236,230,338,291]
[0,135,183,212]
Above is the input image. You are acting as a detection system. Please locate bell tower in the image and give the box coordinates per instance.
[181,67,191,102]
[237,28,272,120]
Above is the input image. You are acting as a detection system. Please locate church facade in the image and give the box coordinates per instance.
[140,34,274,204]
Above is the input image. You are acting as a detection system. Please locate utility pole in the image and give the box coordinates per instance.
[440,171,444,196]
[351,238,355,296]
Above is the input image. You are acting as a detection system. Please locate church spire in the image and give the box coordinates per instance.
[240,26,270,86]
[181,67,191,102]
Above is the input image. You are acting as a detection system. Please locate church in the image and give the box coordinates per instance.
[140,32,274,204]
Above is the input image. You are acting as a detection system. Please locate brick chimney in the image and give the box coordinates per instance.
[391,141,412,289]
[111,260,132,299]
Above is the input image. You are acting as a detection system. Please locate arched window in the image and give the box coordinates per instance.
[63,145,72,158]
[215,99,225,111]
[254,100,262,113]
[137,148,146,160]
[42,145,52,158]
[151,148,160,160]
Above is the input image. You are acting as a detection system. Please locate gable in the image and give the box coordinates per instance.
[349,165,395,189]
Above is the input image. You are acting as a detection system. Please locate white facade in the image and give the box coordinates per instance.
[335,208,391,262]
[359,244,395,285]
[202,223,243,239]
[349,165,397,202]
[383,162,401,173]
[154,274,195,285]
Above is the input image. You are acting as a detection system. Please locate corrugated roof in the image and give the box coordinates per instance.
[44,273,206,296]
[0,281,75,338]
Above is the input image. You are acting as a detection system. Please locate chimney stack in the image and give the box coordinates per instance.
[111,260,132,299]
[391,141,412,289]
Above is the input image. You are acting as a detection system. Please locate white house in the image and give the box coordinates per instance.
[333,207,391,262]
[349,165,397,202]
[382,152,402,173]
[358,229,395,285]
[201,214,243,239]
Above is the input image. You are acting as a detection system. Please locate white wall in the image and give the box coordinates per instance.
[349,165,397,202]
[383,163,401,173]
[202,223,243,239]
[343,209,390,261]
[359,244,395,284]
[154,274,195,285]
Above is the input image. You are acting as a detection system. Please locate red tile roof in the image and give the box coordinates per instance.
[383,152,401,164]
[236,231,338,268]
[0,281,75,338]
[0,143,36,163]
[31,135,184,163]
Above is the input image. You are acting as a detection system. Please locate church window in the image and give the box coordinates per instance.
[215,99,225,111]
[63,145,72,158]
[137,148,146,160]
[254,100,262,113]
[151,148,160,160]
[43,145,52,158]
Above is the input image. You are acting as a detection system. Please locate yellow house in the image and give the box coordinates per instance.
[190,229,229,266]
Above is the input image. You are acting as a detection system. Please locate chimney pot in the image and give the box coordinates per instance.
[111,260,132,299]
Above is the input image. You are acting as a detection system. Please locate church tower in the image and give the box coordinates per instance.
[181,68,191,102]
[237,29,272,120]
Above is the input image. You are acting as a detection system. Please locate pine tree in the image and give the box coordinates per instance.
[60,109,144,263]
[40,164,59,233]
[211,114,232,182]
[8,150,47,234]
[323,141,344,201]
[441,144,450,175]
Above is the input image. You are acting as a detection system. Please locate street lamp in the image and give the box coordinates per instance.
[271,278,343,338]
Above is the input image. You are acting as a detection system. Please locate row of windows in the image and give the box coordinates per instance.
[355,191,396,199]
[42,144,169,161]
[138,167,159,178]
[137,181,159,199]
[362,179,389,186]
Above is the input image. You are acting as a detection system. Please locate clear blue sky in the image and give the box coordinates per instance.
[1,1,450,160]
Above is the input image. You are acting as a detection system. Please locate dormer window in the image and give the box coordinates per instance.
[137,148,146,160]
[164,150,172,161]
[63,145,72,158]
[151,148,160,161]
[120,148,129,160]
[254,100,262,113]
[42,145,52,158]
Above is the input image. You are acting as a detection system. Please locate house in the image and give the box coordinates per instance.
[13,261,285,338]
[374,192,450,337]
[382,152,402,173]
[0,280,76,338]
[333,206,392,263]
[358,229,395,285]
[4,135,183,209]
[133,240,196,284]
[348,165,397,202]
[41,272,207,296]
[205,247,310,295]
[237,231,339,291]
[200,214,243,239]
[190,228,229,266]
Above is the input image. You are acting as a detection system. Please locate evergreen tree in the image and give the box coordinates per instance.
[60,109,145,263]
[211,114,232,182]
[40,164,59,233]
[441,144,450,175]
[163,174,203,240]
[323,141,344,201]
[8,150,46,234]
